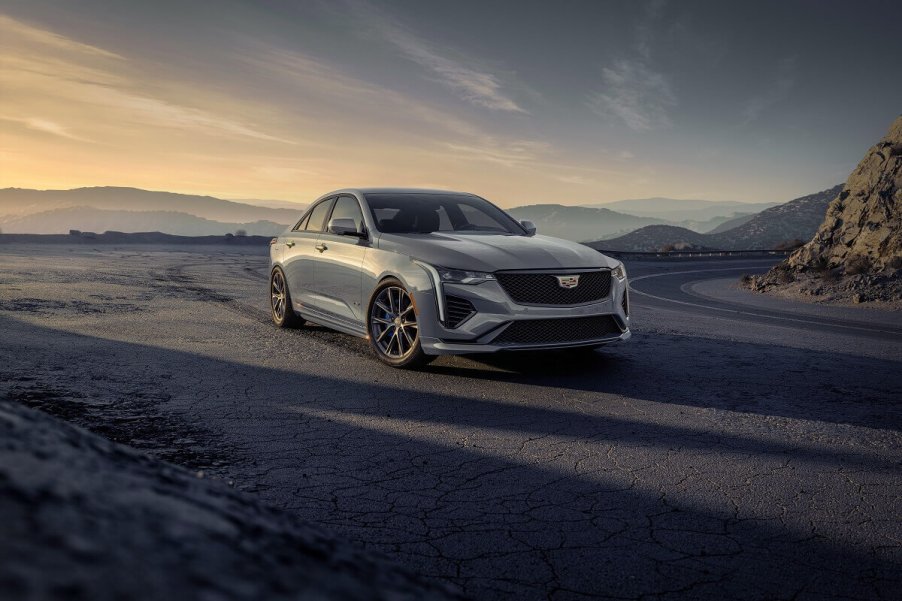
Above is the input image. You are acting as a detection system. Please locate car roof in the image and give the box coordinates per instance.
[325,188,477,197]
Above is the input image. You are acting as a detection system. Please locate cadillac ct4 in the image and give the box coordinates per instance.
[270,189,630,367]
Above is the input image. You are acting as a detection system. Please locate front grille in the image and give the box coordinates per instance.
[445,295,476,328]
[495,270,611,305]
[492,315,621,346]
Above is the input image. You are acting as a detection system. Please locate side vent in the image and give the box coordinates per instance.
[622,288,629,317]
[445,295,476,328]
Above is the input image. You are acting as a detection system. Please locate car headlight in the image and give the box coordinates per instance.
[611,263,626,280]
[436,266,496,285]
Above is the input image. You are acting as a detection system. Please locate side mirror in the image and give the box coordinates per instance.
[520,220,537,236]
[328,218,364,237]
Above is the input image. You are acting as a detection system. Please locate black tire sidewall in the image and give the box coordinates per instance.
[271,266,301,328]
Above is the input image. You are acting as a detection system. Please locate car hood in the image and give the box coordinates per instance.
[377,232,616,272]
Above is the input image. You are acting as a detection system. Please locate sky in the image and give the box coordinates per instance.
[1,0,901,207]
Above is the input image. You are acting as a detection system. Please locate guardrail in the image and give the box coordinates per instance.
[592,248,795,259]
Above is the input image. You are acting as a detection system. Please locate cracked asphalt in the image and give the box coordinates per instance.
[0,244,900,600]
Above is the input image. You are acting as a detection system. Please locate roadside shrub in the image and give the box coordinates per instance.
[844,255,872,275]
[810,256,830,273]
[739,274,753,286]
[235,229,248,237]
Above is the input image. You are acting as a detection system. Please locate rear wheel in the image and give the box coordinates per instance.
[271,267,303,328]
[367,279,433,368]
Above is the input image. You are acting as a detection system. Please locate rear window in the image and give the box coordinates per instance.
[365,193,524,235]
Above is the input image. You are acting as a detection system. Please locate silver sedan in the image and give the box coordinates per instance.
[270,189,630,367]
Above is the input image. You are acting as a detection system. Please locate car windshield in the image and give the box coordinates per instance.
[365,193,525,235]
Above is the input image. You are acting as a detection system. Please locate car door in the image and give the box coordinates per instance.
[309,194,370,325]
[281,197,335,311]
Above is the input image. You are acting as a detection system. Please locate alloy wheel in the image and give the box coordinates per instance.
[370,285,418,359]
[271,270,286,321]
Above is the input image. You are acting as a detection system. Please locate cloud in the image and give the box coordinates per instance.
[636,0,668,59]
[441,140,550,167]
[740,57,796,125]
[588,59,676,131]
[81,87,297,144]
[347,1,526,113]
[0,13,295,145]
[0,14,123,60]
[1,116,90,141]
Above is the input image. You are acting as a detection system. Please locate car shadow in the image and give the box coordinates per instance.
[425,331,902,432]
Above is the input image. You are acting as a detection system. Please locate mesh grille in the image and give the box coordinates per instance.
[445,295,476,328]
[492,315,621,346]
[495,270,611,305]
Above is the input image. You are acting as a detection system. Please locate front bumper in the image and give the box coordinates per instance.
[412,272,631,356]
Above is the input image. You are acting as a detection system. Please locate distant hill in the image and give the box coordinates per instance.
[710,185,843,249]
[587,225,712,252]
[0,207,287,237]
[706,212,756,234]
[507,203,769,242]
[0,187,306,236]
[507,204,667,242]
[228,198,309,211]
[0,231,272,245]
[0,187,301,224]
[591,185,843,251]
[584,197,777,221]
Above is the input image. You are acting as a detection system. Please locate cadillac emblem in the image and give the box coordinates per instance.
[555,275,580,289]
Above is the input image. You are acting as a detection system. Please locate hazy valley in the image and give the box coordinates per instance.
[3,186,807,250]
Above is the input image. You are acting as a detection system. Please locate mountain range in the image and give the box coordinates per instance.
[583,197,778,222]
[0,187,302,236]
[507,198,777,242]
[588,185,844,251]
[0,185,840,250]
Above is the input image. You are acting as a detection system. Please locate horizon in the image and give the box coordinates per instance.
[2,183,838,209]
[1,1,901,208]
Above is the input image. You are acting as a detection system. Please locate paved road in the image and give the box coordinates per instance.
[1,246,900,600]
[628,258,902,342]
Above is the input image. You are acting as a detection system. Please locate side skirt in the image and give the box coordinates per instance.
[296,305,368,339]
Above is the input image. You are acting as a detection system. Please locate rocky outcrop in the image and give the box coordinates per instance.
[788,117,902,271]
[748,115,902,303]
[0,401,459,601]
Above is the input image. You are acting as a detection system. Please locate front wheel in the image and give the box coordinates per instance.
[367,279,434,368]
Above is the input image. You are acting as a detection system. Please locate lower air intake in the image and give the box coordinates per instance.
[492,315,621,346]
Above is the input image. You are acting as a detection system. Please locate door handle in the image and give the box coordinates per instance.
[285,241,295,248]
[315,243,328,253]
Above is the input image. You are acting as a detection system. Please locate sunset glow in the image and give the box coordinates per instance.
[1,1,900,206]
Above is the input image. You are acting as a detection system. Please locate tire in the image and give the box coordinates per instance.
[367,278,434,368]
[270,266,304,328]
